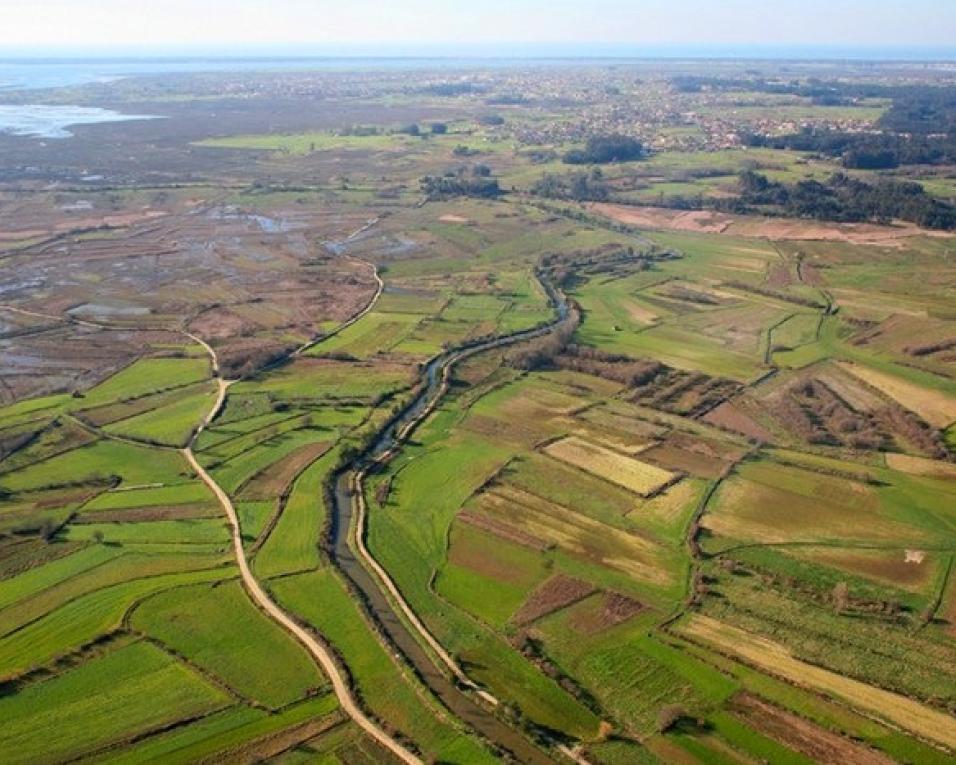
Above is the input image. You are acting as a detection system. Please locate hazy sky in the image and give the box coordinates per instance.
[4,0,953,51]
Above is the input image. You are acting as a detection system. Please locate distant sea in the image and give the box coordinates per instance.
[3,43,956,92]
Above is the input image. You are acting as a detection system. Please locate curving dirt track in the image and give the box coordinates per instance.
[184,365,422,765]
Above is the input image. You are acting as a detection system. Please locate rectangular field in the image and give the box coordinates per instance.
[681,615,956,750]
[543,436,677,496]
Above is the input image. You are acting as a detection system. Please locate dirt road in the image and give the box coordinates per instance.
[184,360,421,765]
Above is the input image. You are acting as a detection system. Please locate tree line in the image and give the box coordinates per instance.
[722,170,956,230]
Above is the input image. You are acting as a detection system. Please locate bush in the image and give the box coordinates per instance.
[656,704,686,733]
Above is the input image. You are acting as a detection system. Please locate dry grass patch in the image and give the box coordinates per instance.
[475,485,669,585]
[628,480,702,527]
[838,362,956,428]
[886,453,956,480]
[543,436,678,497]
[790,547,936,591]
[458,510,549,551]
[705,477,925,546]
[682,615,956,750]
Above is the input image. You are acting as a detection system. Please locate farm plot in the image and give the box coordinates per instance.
[132,580,325,708]
[0,566,231,678]
[681,615,956,750]
[469,485,673,588]
[700,547,956,707]
[1,438,194,492]
[838,362,956,428]
[702,458,944,548]
[230,357,413,401]
[0,639,231,764]
[544,436,678,497]
[105,695,340,765]
[253,447,341,578]
[77,381,212,429]
[238,440,332,500]
[308,311,424,359]
[435,521,549,627]
[534,607,736,736]
[76,357,211,408]
[103,381,218,446]
[366,432,603,740]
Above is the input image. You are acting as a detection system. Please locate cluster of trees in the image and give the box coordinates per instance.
[553,345,664,386]
[509,321,576,371]
[530,168,610,202]
[420,164,501,200]
[720,170,956,230]
[563,134,644,164]
[744,128,956,169]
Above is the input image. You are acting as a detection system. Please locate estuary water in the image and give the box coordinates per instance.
[0,104,158,139]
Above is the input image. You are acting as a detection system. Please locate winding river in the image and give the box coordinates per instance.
[328,272,576,764]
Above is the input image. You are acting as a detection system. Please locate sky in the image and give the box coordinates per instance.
[2,0,954,54]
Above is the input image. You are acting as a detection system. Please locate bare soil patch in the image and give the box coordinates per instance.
[74,503,220,524]
[512,575,596,625]
[568,591,646,635]
[591,203,953,246]
[239,441,333,500]
[730,692,894,765]
[702,401,772,442]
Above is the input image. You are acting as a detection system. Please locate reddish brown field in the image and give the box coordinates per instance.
[730,693,894,765]
[239,441,333,500]
[702,401,773,442]
[512,575,596,625]
[73,503,221,524]
[568,591,646,634]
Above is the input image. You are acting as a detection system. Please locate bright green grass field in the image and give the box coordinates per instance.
[83,481,214,510]
[78,357,211,408]
[0,566,231,677]
[1,439,194,492]
[0,640,230,764]
[102,695,339,765]
[132,580,325,708]
[0,543,122,611]
[195,131,413,155]
[253,447,340,579]
[103,381,218,446]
